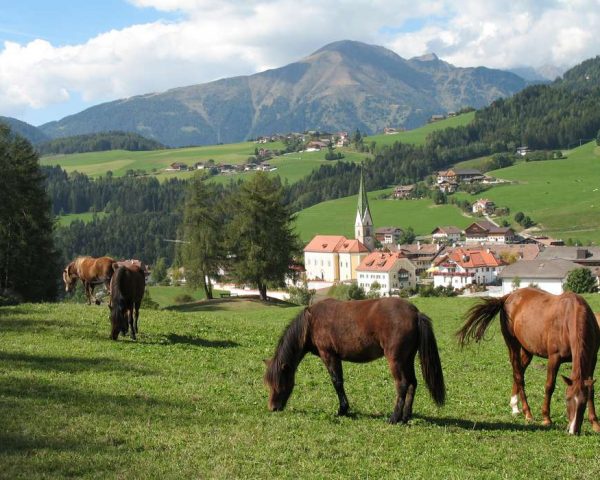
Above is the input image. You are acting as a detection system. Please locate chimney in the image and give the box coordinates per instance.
[417,241,421,250]
[576,248,588,260]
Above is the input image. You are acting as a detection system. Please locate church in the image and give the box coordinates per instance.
[303,170,374,282]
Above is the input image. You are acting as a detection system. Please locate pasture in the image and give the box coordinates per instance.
[2,297,600,478]
[454,142,600,243]
[295,189,474,242]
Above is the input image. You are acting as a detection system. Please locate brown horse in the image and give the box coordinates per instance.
[458,287,600,435]
[63,256,115,304]
[109,264,145,341]
[264,297,445,423]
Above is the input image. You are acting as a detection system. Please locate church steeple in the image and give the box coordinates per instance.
[355,168,374,251]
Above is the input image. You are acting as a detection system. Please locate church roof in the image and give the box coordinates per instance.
[303,235,347,253]
[337,239,369,253]
[357,169,371,221]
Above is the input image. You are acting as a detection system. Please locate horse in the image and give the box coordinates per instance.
[264,297,446,423]
[63,256,115,305]
[457,287,600,435]
[109,264,145,341]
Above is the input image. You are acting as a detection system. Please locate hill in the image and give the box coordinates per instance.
[0,116,49,144]
[38,40,527,147]
[2,299,600,477]
[37,131,165,155]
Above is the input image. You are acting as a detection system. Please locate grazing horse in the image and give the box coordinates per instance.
[458,287,600,435]
[63,256,115,305]
[109,264,145,341]
[264,297,446,423]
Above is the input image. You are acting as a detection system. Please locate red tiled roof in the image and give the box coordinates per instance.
[356,252,407,272]
[439,247,504,268]
[303,235,347,253]
[337,239,369,253]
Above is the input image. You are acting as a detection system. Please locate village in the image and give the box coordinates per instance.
[302,170,591,298]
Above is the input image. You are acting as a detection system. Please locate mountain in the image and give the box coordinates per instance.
[0,116,49,144]
[39,40,528,147]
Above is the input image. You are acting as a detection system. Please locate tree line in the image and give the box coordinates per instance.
[38,131,165,155]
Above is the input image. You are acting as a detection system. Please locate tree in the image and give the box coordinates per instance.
[511,276,521,291]
[514,212,524,224]
[226,172,300,301]
[367,281,382,299]
[399,227,416,245]
[181,175,223,299]
[432,189,447,205]
[564,268,598,293]
[152,258,168,284]
[0,124,58,301]
[596,128,600,146]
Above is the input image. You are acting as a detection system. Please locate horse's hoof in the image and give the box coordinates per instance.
[592,422,600,433]
[542,418,552,427]
[388,415,400,424]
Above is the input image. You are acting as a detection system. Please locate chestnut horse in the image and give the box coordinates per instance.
[458,287,600,435]
[264,297,445,423]
[109,264,145,341]
[63,256,115,305]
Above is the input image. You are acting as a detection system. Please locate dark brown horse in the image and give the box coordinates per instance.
[264,297,445,423]
[458,287,600,435]
[109,264,145,341]
[63,256,115,304]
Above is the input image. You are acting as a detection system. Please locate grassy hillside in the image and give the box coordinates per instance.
[2,298,599,478]
[454,142,600,243]
[365,112,475,147]
[295,188,474,242]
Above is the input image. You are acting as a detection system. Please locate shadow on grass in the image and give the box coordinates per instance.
[0,351,156,375]
[164,295,296,313]
[410,413,545,432]
[164,333,240,348]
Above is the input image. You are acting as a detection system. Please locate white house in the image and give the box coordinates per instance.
[432,247,505,289]
[303,235,369,282]
[356,252,417,296]
[464,221,515,244]
[472,198,495,215]
[431,226,462,243]
[498,259,582,295]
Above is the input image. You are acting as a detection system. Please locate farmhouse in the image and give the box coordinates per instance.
[431,226,462,243]
[472,198,495,215]
[537,246,600,267]
[432,247,505,288]
[464,220,515,244]
[166,162,188,171]
[498,258,581,295]
[437,168,484,186]
[356,252,417,295]
[389,242,445,276]
[392,185,415,199]
[375,227,403,245]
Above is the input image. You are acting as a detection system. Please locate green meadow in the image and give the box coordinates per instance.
[454,142,600,243]
[2,296,600,479]
[56,212,108,226]
[295,189,474,242]
[365,112,475,147]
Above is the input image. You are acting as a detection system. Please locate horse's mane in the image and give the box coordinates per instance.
[572,300,598,383]
[265,309,310,390]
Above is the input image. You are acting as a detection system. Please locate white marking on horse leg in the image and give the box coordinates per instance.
[510,395,520,414]
[568,397,579,434]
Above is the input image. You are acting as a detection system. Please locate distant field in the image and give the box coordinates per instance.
[295,189,474,242]
[453,142,600,243]
[364,112,475,147]
[146,285,216,308]
[2,297,600,478]
[56,212,107,226]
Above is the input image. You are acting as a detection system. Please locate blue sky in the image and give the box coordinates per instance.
[1,0,599,126]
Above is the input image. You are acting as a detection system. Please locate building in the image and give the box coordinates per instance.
[389,242,445,276]
[375,227,403,245]
[431,226,462,244]
[472,198,495,215]
[392,185,415,199]
[432,247,505,288]
[464,221,515,244]
[537,246,600,267]
[355,169,375,251]
[356,252,417,295]
[166,162,188,171]
[437,168,484,186]
[516,146,529,156]
[498,259,581,295]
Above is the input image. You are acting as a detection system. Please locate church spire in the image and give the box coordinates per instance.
[355,168,374,251]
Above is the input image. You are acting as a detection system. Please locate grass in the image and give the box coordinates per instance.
[453,142,600,243]
[295,188,475,242]
[2,296,600,478]
[55,211,107,226]
[364,112,475,147]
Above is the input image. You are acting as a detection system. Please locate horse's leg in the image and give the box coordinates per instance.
[401,361,418,423]
[588,354,600,432]
[319,351,349,416]
[541,354,561,426]
[508,344,533,420]
[134,302,140,336]
[82,280,92,305]
[128,308,136,341]
[386,355,408,424]
[111,315,120,340]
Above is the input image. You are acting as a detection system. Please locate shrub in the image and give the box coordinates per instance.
[287,282,316,306]
[174,294,195,304]
[141,290,160,309]
[564,268,598,293]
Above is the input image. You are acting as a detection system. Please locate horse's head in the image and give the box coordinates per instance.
[562,375,591,435]
[264,358,295,412]
[63,263,77,292]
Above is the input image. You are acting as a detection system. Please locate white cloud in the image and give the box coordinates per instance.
[1,0,600,122]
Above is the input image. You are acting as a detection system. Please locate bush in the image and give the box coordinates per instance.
[419,285,458,297]
[348,282,366,300]
[141,290,160,309]
[287,282,316,306]
[0,289,22,306]
[564,268,597,293]
[174,294,195,304]
[367,281,381,299]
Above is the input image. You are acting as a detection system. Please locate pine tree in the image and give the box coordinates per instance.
[181,175,223,299]
[226,172,300,301]
[0,124,58,301]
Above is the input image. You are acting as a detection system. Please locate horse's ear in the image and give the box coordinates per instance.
[263,358,271,366]
[561,375,573,386]
[584,378,596,388]
[281,363,289,372]
[112,263,119,272]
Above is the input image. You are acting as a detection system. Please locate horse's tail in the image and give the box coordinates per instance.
[457,295,508,346]
[417,312,446,406]
[110,267,128,335]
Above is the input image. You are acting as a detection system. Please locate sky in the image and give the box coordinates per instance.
[1,0,599,126]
